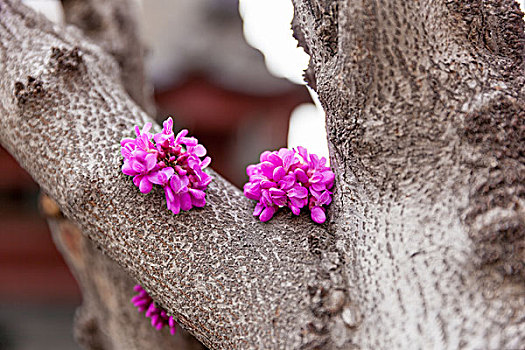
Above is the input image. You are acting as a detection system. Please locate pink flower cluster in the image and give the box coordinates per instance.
[131,284,177,334]
[243,147,335,224]
[121,118,212,214]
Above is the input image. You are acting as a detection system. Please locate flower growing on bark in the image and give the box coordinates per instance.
[243,147,335,223]
[121,118,212,214]
[131,284,177,334]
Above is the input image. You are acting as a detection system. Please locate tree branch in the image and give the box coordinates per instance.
[0,1,332,348]
[60,0,155,115]
[42,203,204,349]
[39,0,204,348]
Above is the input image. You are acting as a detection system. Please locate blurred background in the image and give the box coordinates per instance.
[0,0,327,348]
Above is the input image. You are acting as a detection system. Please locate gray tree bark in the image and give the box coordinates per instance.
[42,198,204,350]
[0,0,325,348]
[38,0,203,348]
[0,0,523,349]
[60,0,155,116]
[292,0,524,348]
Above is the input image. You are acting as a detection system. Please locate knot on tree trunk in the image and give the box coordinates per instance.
[50,46,84,72]
[14,76,45,108]
[462,95,525,281]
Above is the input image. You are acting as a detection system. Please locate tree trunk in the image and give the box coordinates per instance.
[292,0,524,348]
[0,0,523,349]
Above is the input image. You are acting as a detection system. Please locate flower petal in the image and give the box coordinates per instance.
[274,197,287,207]
[164,186,174,203]
[193,144,207,157]
[310,154,320,168]
[180,192,192,211]
[296,146,308,161]
[139,177,152,193]
[122,162,139,176]
[270,188,287,207]
[145,153,158,172]
[311,182,326,192]
[148,167,174,186]
[201,156,211,169]
[253,202,264,216]
[142,122,152,134]
[182,136,198,146]
[269,188,286,197]
[267,153,283,166]
[260,180,276,189]
[288,185,308,198]
[294,168,308,183]
[260,161,275,179]
[131,159,146,173]
[259,206,277,222]
[272,166,285,182]
[317,191,332,205]
[167,195,180,214]
[282,151,295,171]
[261,190,272,206]
[247,164,259,176]
[163,117,173,134]
[175,129,189,143]
[199,173,212,188]
[169,316,176,328]
[191,195,206,207]
[309,188,321,199]
[133,175,142,188]
[121,138,135,147]
[323,171,335,189]
[290,204,301,215]
[290,197,307,208]
[310,206,326,224]
[170,174,186,193]
[162,167,175,179]
[189,188,206,200]
[311,173,324,183]
[278,175,295,190]
[243,183,261,200]
[259,150,272,162]
[181,175,190,189]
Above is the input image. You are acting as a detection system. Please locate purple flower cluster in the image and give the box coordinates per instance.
[243,147,335,224]
[131,284,177,334]
[121,118,212,214]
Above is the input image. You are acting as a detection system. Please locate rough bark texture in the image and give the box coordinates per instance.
[40,1,203,348]
[0,1,330,348]
[60,0,155,116]
[292,0,524,348]
[1,0,524,349]
[42,199,204,350]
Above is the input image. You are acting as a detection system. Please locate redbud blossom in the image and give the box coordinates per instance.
[121,118,212,214]
[131,284,177,335]
[244,147,334,224]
